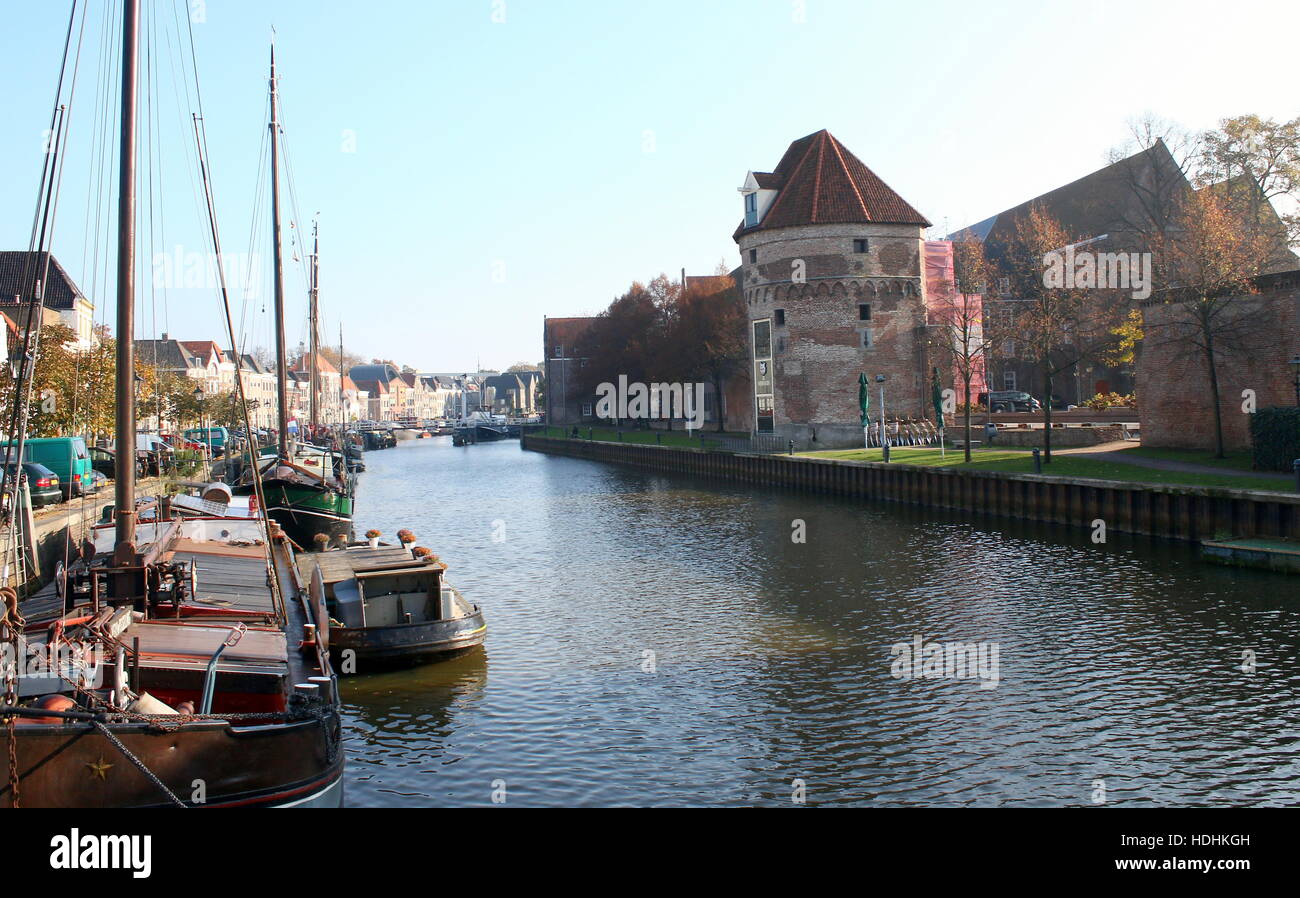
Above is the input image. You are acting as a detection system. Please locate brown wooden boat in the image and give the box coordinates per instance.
[1,516,344,808]
[0,2,343,808]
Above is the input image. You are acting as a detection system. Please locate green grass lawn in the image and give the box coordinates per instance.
[1115,445,1260,471]
[536,427,1292,492]
[800,447,1291,492]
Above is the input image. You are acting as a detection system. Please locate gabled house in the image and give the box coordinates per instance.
[0,251,97,348]
[290,351,343,424]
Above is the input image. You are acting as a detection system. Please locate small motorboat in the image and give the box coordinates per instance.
[298,541,485,669]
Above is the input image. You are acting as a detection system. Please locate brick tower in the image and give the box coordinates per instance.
[734,130,931,448]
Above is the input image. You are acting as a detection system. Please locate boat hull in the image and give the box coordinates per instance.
[330,609,486,669]
[246,481,354,549]
[0,715,343,808]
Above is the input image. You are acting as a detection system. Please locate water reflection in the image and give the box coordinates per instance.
[341,437,1300,807]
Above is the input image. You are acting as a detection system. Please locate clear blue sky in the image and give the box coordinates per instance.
[1,0,1296,372]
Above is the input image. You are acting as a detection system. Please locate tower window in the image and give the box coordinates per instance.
[853,239,869,253]
[858,303,871,321]
[749,249,757,263]
[744,192,759,228]
[774,308,785,326]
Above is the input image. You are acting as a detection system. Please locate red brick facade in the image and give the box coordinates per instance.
[1137,273,1300,451]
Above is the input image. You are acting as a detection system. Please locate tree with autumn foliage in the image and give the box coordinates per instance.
[991,204,1126,462]
[578,271,750,430]
[1145,188,1280,458]
[578,280,673,424]
[665,276,747,431]
[942,239,997,461]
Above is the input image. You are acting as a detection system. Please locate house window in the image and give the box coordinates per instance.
[853,238,869,253]
[581,402,593,417]
[774,308,785,326]
[1003,370,1017,390]
[997,277,1011,295]
[749,249,757,263]
[858,303,871,321]
[753,319,772,360]
[553,344,564,359]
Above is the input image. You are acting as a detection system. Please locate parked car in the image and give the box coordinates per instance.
[161,432,203,451]
[977,390,1042,413]
[1,462,62,508]
[0,437,93,499]
[88,445,146,479]
[182,426,230,458]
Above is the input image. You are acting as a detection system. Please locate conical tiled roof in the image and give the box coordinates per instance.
[735,130,929,239]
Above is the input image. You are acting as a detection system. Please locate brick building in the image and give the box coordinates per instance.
[544,316,596,424]
[950,141,1297,405]
[1137,271,1300,452]
[734,129,932,447]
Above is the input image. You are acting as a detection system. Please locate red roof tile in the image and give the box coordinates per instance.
[735,130,930,239]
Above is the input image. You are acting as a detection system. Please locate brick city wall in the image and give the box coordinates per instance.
[1139,278,1300,452]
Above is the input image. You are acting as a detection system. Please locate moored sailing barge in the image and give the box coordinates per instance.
[0,2,343,808]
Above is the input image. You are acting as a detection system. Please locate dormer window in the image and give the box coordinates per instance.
[744,192,759,228]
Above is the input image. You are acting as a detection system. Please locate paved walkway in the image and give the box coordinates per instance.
[1054,441,1291,482]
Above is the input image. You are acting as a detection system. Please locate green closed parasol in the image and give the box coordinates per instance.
[858,372,870,425]
[931,367,945,430]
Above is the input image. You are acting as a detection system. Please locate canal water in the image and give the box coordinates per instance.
[343,437,1300,807]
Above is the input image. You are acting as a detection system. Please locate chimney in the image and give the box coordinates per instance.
[161,331,168,340]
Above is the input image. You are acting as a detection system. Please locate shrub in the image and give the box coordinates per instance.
[1250,407,1300,472]
[1083,392,1136,411]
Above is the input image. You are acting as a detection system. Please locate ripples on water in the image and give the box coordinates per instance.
[342,438,1300,807]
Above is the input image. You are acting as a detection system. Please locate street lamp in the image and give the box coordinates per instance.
[875,374,888,461]
[1290,356,1300,407]
[193,386,206,454]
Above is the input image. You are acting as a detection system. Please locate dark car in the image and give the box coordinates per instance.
[88,446,146,479]
[2,462,62,508]
[977,390,1042,413]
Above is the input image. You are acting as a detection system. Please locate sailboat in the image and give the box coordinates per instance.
[231,50,354,551]
[0,5,343,807]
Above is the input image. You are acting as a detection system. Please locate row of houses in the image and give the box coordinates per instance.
[1,251,545,429]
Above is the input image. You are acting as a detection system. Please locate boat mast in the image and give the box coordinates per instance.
[114,0,140,558]
[269,43,289,458]
[309,220,319,432]
[338,322,344,426]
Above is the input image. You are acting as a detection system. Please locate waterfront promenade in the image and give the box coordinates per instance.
[522,433,1300,545]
